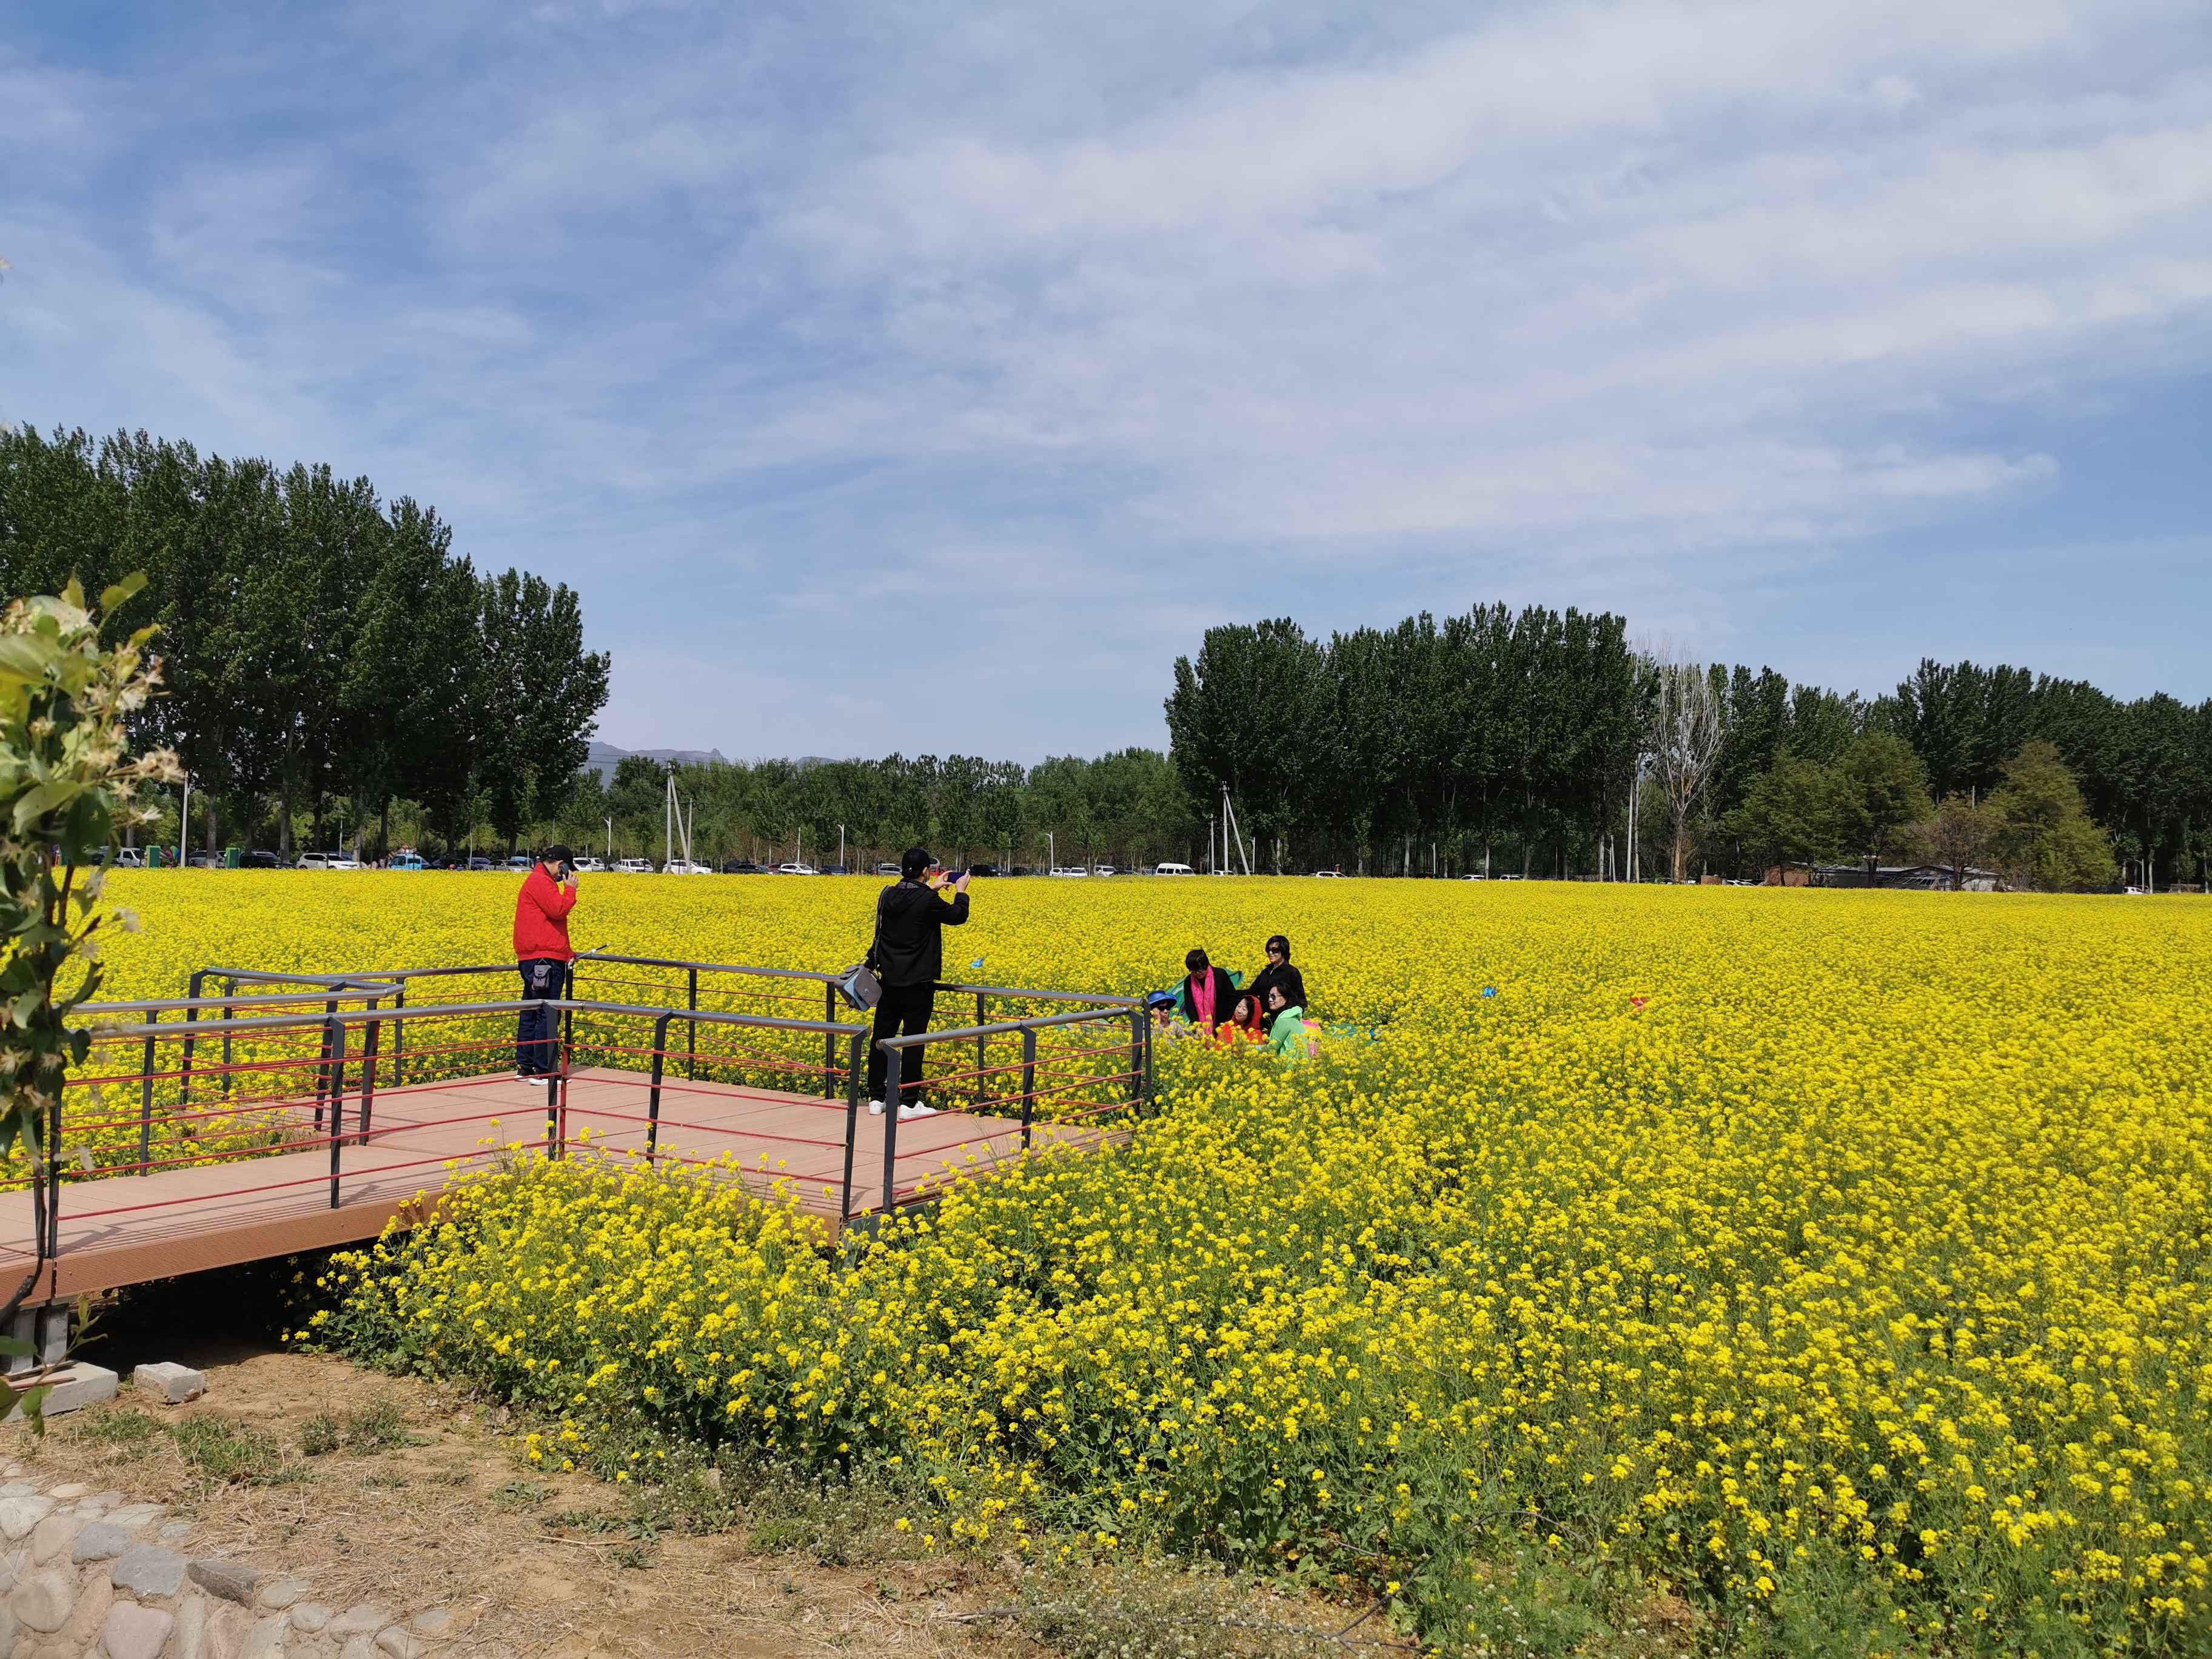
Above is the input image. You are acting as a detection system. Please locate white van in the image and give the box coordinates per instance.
[1153,862,1193,876]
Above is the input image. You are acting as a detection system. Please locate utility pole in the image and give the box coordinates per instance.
[839,824,845,873]
[604,817,612,863]
[179,775,191,868]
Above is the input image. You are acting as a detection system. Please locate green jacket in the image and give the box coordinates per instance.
[1267,1005,1308,1059]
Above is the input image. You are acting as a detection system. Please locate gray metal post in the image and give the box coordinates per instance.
[138,1011,158,1177]
[1127,1008,1143,1115]
[880,1045,903,1215]
[646,1013,670,1164]
[179,971,201,1110]
[220,977,235,1099]
[325,1018,349,1208]
[357,1017,380,1147]
[686,968,698,1081]
[1021,1025,1036,1151]
[974,990,988,1108]
[839,1031,864,1220]
[822,982,840,1100]
[392,985,408,1086]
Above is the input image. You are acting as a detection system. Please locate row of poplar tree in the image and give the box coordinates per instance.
[1164,612,2212,886]
[0,426,609,856]
[4,423,2202,883]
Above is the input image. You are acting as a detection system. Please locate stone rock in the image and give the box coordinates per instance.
[188,1558,263,1606]
[288,1601,332,1632]
[327,1603,395,1637]
[104,1600,175,1659]
[159,1521,195,1544]
[38,1489,82,1504]
[0,1501,50,1544]
[7,1566,74,1633]
[63,1570,111,1645]
[1,1363,118,1421]
[340,1635,379,1659]
[376,1626,428,1658]
[70,1521,129,1563]
[0,1607,14,1657]
[206,1601,253,1659]
[131,1362,209,1406]
[240,1613,289,1658]
[0,1486,29,1500]
[169,1594,206,1659]
[25,1518,73,1567]
[110,1543,188,1600]
[87,1491,124,1511]
[106,1503,164,1533]
[407,1607,452,1637]
[256,1576,312,1611]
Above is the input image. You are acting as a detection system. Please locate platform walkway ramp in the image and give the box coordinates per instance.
[0,954,1150,1306]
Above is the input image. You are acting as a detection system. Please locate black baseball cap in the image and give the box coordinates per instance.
[542,844,574,865]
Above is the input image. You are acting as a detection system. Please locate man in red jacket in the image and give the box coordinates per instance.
[513,844,578,1084]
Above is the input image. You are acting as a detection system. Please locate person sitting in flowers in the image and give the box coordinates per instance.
[1176,947,1238,1034]
[1264,982,1313,1061]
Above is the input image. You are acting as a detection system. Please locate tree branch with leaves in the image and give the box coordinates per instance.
[0,574,181,1330]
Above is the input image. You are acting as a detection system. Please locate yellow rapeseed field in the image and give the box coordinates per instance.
[97,874,2212,1652]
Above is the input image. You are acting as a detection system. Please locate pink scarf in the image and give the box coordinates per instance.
[1191,972,1216,1027]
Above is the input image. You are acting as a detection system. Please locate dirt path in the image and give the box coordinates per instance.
[8,1344,1006,1658]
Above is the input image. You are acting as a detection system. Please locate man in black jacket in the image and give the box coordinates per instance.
[865,846,971,1120]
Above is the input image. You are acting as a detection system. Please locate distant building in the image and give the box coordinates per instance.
[1811,863,1999,892]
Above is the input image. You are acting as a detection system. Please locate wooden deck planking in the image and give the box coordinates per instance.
[0,1066,1110,1302]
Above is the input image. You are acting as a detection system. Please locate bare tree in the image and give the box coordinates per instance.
[1643,652,1726,883]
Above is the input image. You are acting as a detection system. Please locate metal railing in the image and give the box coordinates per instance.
[2,962,1153,1292]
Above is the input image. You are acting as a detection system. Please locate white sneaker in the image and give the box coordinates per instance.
[897,1103,938,1122]
[867,1100,885,1117]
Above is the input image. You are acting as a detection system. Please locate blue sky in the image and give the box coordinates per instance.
[5,1,2208,759]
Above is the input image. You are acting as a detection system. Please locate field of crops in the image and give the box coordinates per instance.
[98,873,2212,1653]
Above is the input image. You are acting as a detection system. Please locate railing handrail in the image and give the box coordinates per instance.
[933,980,1142,1010]
[82,988,400,1018]
[577,951,847,988]
[876,1005,1135,1048]
[78,997,857,1042]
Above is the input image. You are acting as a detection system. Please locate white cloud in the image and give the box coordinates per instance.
[1,0,2208,752]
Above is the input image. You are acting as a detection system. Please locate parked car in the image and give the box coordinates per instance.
[721,859,762,874]
[465,856,496,871]
[1049,866,1088,878]
[243,850,281,869]
[612,857,654,874]
[665,860,714,875]
[873,862,901,876]
[776,862,820,876]
[390,851,426,871]
[1092,865,1116,877]
[967,863,998,878]
[570,856,605,874]
[1312,868,1344,878]
[297,853,337,870]
[1008,866,1034,877]
[1153,862,1193,876]
[504,854,532,871]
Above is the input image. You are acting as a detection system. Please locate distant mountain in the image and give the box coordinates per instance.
[581,740,730,785]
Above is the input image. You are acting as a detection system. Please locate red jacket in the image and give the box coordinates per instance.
[513,864,578,961]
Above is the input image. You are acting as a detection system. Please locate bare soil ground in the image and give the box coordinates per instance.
[7,1342,1009,1658]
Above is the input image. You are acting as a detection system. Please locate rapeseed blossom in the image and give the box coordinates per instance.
[89,874,2212,1652]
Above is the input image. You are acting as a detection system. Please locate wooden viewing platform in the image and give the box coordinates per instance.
[0,1066,1107,1305]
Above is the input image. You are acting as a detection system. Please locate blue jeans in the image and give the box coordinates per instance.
[517,959,567,1076]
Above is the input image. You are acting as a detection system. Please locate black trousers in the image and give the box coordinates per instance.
[866,982,936,1104]
[516,959,567,1076]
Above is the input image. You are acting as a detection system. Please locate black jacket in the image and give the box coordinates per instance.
[1247,960,1308,1016]
[868,879,971,987]
[1178,966,1237,1026]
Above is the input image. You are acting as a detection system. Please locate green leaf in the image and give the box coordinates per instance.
[0,1336,33,1360]
[12,780,77,835]
[0,637,56,682]
[18,1384,50,1437]
[98,572,149,612]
